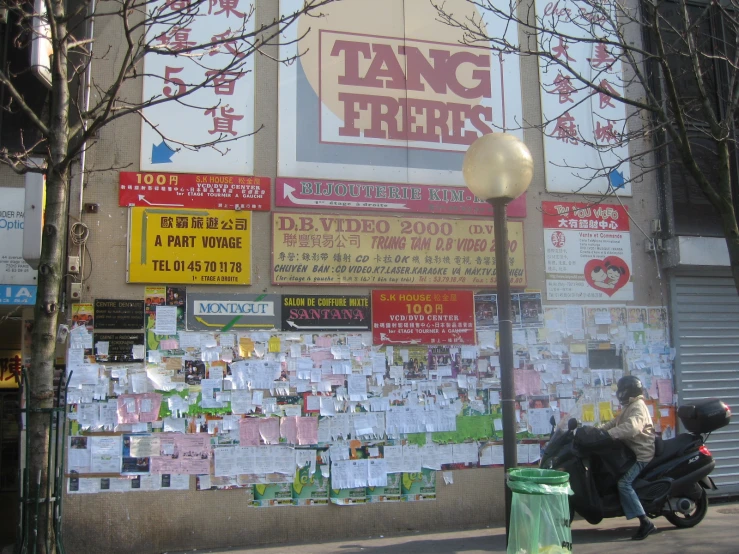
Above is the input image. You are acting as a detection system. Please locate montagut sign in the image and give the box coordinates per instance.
[194,301,274,316]
[276,178,527,218]
[186,293,280,331]
[119,172,270,211]
[278,0,522,186]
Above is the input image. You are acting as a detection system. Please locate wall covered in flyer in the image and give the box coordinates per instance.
[65,288,674,499]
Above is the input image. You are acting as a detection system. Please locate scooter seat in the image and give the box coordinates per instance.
[641,434,698,474]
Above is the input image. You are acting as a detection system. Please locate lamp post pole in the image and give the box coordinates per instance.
[490,197,517,537]
[462,132,533,542]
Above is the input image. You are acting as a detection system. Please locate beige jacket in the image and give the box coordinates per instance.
[600,396,656,462]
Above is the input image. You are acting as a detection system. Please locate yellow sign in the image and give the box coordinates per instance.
[272,213,525,287]
[0,350,21,388]
[128,208,251,284]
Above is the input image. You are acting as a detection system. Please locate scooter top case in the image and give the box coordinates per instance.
[678,399,731,434]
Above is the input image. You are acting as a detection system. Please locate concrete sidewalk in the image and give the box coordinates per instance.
[168,501,739,553]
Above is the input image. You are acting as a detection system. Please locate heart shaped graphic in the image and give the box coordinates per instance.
[584,256,630,297]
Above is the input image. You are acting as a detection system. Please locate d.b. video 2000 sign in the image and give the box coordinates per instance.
[272,212,525,287]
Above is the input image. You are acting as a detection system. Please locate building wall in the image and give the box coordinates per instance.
[60,1,665,552]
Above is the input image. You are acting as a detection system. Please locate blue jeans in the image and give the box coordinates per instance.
[618,461,648,520]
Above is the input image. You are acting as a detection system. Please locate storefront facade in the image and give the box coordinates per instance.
[2,1,720,552]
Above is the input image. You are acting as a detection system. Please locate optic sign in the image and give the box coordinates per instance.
[127,207,252,285]
[272,212,526,287]
[372,290,476,345]
[534,0,631,195]
[278,0,523,187]
[281,295,371,331]
[119,172,271,211]
[543,201,633,301]
[186,293,280,331]
[276,178,527,218]
[0,188,38,285]
[141,0,255,174]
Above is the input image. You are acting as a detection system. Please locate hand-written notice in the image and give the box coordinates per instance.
[272,213,526,287]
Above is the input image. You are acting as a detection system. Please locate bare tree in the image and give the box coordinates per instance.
[0,0,336,551]
[432,0,739,292]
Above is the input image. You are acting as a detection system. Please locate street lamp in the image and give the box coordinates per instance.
[462,133,533,536]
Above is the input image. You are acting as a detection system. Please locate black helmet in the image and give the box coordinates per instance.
[617,375,643,404]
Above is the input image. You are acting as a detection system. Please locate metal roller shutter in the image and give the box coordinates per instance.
[670,268,739,496]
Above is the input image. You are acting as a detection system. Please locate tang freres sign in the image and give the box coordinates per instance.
[278,0,522,188]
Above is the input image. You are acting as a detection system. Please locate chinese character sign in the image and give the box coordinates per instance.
[277,0,523,186]
[542,201,633,301]
[141,0,255,174]
[535,0,631,195]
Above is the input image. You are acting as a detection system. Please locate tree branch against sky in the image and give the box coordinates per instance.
[0,1,338,551]
[432,0,739,293]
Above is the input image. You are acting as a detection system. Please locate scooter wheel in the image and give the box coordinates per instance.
[663,486,708,528]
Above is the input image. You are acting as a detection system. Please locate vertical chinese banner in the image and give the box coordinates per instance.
[535,0,631,195]
[277,0,523,187]
[543,201,633,301]
[141,0,255,174]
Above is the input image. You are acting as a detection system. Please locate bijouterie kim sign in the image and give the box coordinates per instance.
[278,0,523,189]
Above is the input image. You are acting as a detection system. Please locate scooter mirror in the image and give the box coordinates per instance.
[567,418,578,431]
[549,416,556,427]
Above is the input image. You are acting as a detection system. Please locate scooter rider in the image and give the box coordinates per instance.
[599,375,657,540]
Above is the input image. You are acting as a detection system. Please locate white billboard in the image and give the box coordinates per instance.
[278,0,523,186]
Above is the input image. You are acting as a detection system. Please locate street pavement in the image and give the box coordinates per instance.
[167,499,739,554]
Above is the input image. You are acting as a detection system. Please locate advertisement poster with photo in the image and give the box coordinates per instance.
[543,201,633,301]
[277,0,523,213]
[474,292,543,330]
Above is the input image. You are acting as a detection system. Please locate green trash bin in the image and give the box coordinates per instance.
[506,468,573,554]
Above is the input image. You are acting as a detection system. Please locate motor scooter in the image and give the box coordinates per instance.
[539,398,731,528]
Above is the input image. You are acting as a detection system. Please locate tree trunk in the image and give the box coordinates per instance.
[28,163,68,554]
[26,1,71,551]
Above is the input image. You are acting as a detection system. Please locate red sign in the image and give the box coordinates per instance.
[542,201,629,231]
[119,172,271,211]
[371,290,476,345]
[276,177,526,218]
